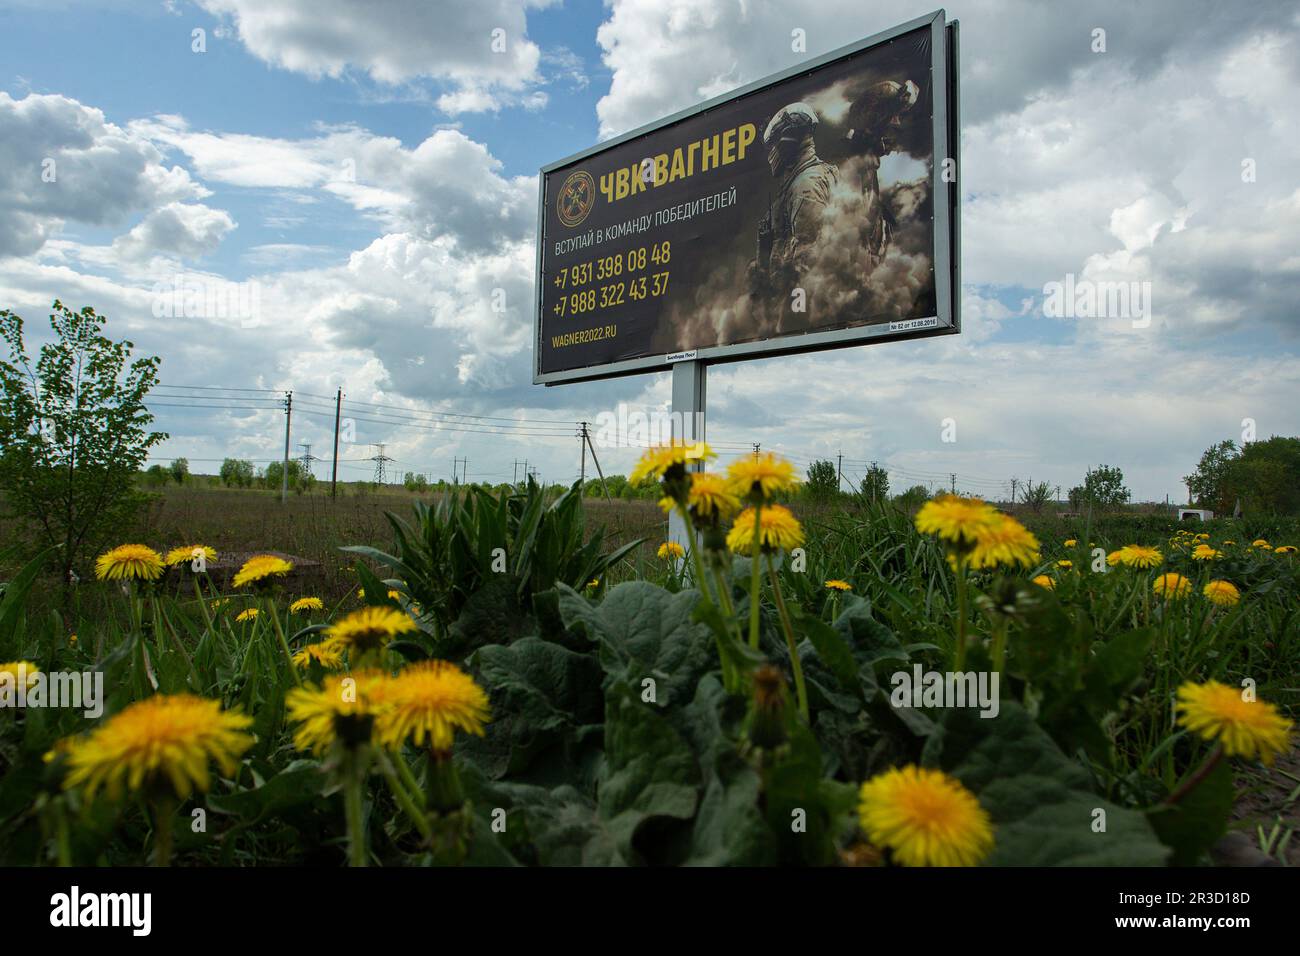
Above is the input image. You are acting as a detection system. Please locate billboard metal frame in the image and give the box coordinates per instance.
[533,9,958,386]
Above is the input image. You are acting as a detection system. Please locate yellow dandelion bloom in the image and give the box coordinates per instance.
[966,514,1040,570]
[1176,681,1292,764]
[94,544,165,582]
[1191,544,1221,561]
[323,605,416,655]
[657,541,685,561]
[235,608,260,622]
[1056,560,1073,569]
[1202,580,1241,607]
[232,554,293,588]
[1194,533,1210,541]
[209,599,229,613]
[61,694,254,802]
[914,496,1000,550]
[374,660,491,752]
[1111,545,1163,570]
[660,471,741,520]
[629,440,715,486]
[726,452,799,502]
[0,661,40,689]
[1031,575,1054,590]
[290,596,325,614]
[858,765,994,867]
[1276,546,1297,555]
[726,504,804,555]
[286,671,387,755]
[1063,539,1077,547]
[825,580,852,592]
[1153,573,1192,600]
[1250,539,1270,548]
[291,641,346,671]
[163,544,218,568]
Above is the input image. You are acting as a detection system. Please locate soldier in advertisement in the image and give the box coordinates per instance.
[747,102,839,325]
[843,79,919,268]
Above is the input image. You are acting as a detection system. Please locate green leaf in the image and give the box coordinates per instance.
[1147,759,1234,866]
[923,702,1169,866]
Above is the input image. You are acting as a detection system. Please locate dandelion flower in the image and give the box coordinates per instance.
[1063,539,1077,548]
[1153,573,1192,600]
[1114,545,1163,569]
[726,505,804,555]
[292,641,346,671]
[0,661,40,690]
[163,545,217,569]
[1251,539,1270,548]
[726,453,799,502]
[662,471,741,520]
[825,580,852,592]
[966,514,1040,570]
[232,554,293,588]
[1202,580,1241,607]
[1056,560,1073,569]
[61,694,254,802]
[290,597,325,614]
[1194,533,1210,542]
[914,496,1000,550]
[375,660,491,752]
[857,765,994,867]
[94,544,165,582]
[1191,544,1221,561]
[629,441,715,486]
[1276,546,1297,555]
[1031,575,1054,590]
[657,541,685,561]
[1176,680,1292,764]
[234,608,260,622]
[323,605,416,655]
[286,672,387,755]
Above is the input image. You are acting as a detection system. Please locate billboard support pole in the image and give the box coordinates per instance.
[668,360,706,551]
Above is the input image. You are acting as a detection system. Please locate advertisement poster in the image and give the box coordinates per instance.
[536,19,952,381]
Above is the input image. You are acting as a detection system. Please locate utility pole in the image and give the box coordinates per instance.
[280,390,292,503]
[331,387,342,499]
[1010,478,1018,506]
[837,451,843,493]
[950,473,957,495]
[582,427,612,504]
[579,422,588,488]
[752,443,761,459]
[298,441,318,479]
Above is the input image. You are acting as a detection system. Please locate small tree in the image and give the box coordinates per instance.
[220,458,255,487]
[169,457,189,484]
[0,301,166,587]
[1022,481,1054,513]
[894,484,930,511]
[805,459,839,499]
[1068,464,1130,511]
[859,463,889,503]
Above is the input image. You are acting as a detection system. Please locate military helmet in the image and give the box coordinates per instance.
[762,102,819,147]
[847,79,919,133]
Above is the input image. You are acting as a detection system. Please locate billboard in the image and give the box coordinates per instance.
[534,10,958,385]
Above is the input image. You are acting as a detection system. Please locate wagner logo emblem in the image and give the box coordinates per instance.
[557,170,596,228]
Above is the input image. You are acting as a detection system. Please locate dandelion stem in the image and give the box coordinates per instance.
[748,502,764,650]
[151,795,175,867]
[953,556,970,671]
[266,599,302,687]
[343,748,368,867]
[767,557,809,723]
[377,750,432,842]
[1161,744,1223,807]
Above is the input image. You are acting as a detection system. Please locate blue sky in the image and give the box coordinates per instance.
[1,0,1297,498]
